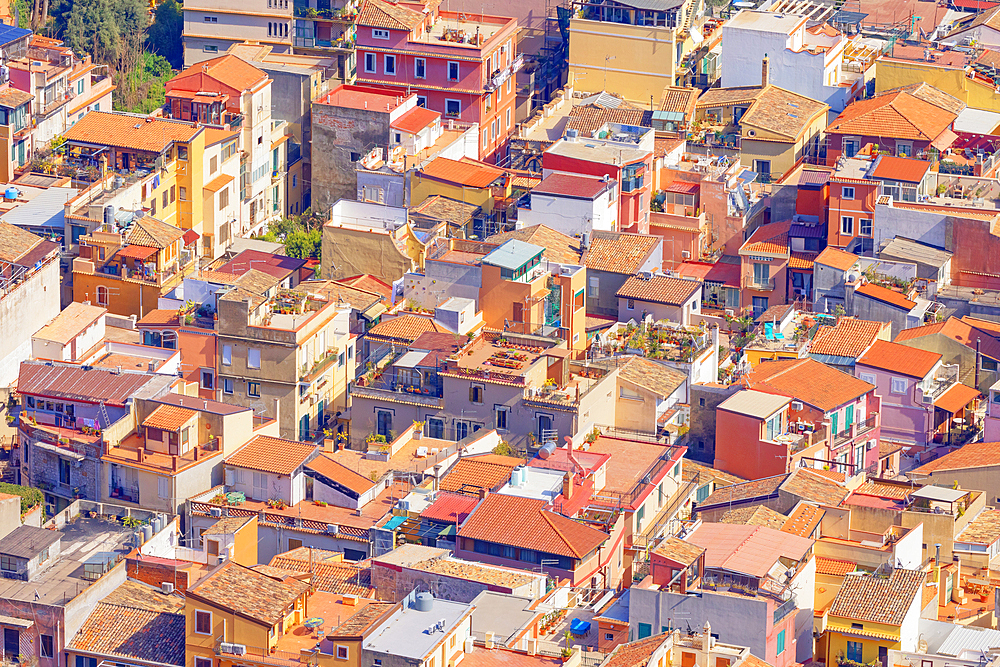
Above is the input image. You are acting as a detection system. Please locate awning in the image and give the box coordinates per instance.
[664,180,699,194]
[182,229,200,246]
[362,301,388,320]
[0,615,32,629]
[116,244,158,260]
[382,515,407,530]
[437,524,456,537]
[396,350,430,368]
[204,173,234,193]
[931,128,959,152]
[934,382,980,414]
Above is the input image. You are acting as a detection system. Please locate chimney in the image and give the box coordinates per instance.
[563,472,574,500]
[137,447,145,462]
[478,487,489,500]
[761,56,769,88]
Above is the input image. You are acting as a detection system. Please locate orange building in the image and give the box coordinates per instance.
[138,308,219,400]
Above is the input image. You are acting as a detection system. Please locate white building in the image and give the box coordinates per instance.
[516,172,618,236]
[721,10,871,114]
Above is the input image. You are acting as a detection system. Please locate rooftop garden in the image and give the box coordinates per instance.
[606,321,710,362]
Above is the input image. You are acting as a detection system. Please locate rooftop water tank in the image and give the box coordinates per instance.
[414,592,434,612]
[4,187,17,201]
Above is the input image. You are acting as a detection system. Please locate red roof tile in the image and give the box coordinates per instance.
[870,155,931,183]
[741,357,874,412]
[815,247,859,271]
[169,54,267,93]
[913,441,1000,473]
[420,492,479,524]
[17,361,163,408]
[615,274,701,306]
[226,435,317,476]
[306,454,377,495]
[856,339,941,378]
[934,382,980,413]
[829,569,925,625]
[142,404,196,431]
[827,89,959,141]
[391,106,440,134]
[532,173,613,199]
[356,0,423,30]
[420,157,505,188]
[458,494,609,558]
[816,556,857,576]
[854,282,917,310]
[741,220,791,256]
[583,232,660,275]
[809,318,887,358]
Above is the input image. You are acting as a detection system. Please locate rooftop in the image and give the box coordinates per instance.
[584,232,660,275]
[854,282,917,311]
[687,522,813,578]
[362,593,473,659]
[469,591,539,644]
[440,454,524,494]
[740,357,874,412]
[808,318,886,359]
[828,568,925,625]
[717,389,791,419]
[420,157,505,188]
[856,339,941,378]
[316,84,411,112]
[226,435,317,477]
[957,508,1000,545]
[188,561,310,625]
[485,226,582,266]
[531,173,614,200]
[912,441,1000,474]
[718,505,787,531]
[63,112,201,154]
[615,274,701,307]
[827,87,962,141]
[17,361,172,408]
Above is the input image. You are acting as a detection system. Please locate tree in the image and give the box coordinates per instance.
[283,228,321,260]
[146,0,183,68]
[258,208,325,259]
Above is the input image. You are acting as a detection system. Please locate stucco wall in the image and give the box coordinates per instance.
[0,257,60,386]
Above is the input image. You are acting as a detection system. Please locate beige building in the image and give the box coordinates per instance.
[321,199,420,285]
[216,281,356,440]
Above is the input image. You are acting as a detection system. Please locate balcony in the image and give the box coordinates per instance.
[484,53,525,92]
[294,5,357,20]
[215,641,311,667]
[351,377,444,408]
[832,414,879,448]
[743,276,775,291]
[109,484,139,504]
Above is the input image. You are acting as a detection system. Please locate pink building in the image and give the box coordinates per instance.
[855,340,980,450]
[714,389,793,480]
[354,0,520,163]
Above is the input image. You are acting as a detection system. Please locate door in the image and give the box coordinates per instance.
[455,421,469,441]
[752,296,768,319]
[4,629,18,662]
[831,412,839,438]
[537,414,553,441]
[299,414,310,441]
[878,647,888,667]
[845,404,854,429]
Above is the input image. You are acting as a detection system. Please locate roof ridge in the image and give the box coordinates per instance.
[539,509,582,558]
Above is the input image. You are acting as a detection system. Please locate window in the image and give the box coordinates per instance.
[637,623,652,639]
[203,14,217,21]
[859,372,876,385]
[626,298,635,310]
[414,58,426,78]
[248,382,261,397]
[96,285,109,306]
[589,276,599,299]
[765,413,782,441]
[223,378,234,395]
[204,44,219,53]
[495,405,509,430]
[158,476,169,499]
[416,96,427,107]
[194,658,212,667]
[210,156,218,174]
[364,52,376,73]
[470,384,484,404]
[336,646,349,660]
[448,61,459,81]
[201,369,215,390]
[776,630,786,655]
[59,458,70,485]
[506,107,511,129]
[843,137,859,158]
[860,218,873,236]
[605,633,615,641]
[178,145,189,160]
[372,28,389,39]
[752,262,770,287]
[376,410,393,438]
[846,641,863,663]
[445,99,461,118]
[248,348,261,369]
[983,357,999,371]
[195,610,212,634]
[39,635,53,659]
[896,141,913,157]
[891,377,908,394]
[384,54,396,75]
[0,555,14,571]
[841,216,854,235]
[222,345,232,366]
[842,186,855,200]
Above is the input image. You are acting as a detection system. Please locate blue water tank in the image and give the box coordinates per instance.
[4,187,18,201]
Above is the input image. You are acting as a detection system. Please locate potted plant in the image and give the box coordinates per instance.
[412,421,425,440]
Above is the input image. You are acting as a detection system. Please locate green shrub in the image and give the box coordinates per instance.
[0,483,44,514]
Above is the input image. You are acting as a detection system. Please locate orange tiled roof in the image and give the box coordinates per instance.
[816,556,857,576]
[615,274,700,307]
[780,502,824,537]
[829,568,925,625]
[269,551,375,597]
[698,474,786,507]
[188,561,310,625]
[780,468,849,507]
[357,0,424,30]
[583,232,660,275]
[719,505,786,530]
[420,157,505,188]
[788,252,817,269]
[896,317,1000,362]
[853,282,916,311]
[827,88,960,141]
[809,318,886,359]
[67,602,184,666]
[870,155,931,183]
[741,357,873,412]
[651,536,705,566]
[225,435,317,476]
[934,382,980,413]
[741,220,791,256]
[169,54,267,93]
[739,86,829,140]
[856,339,941,378]
[459,493,609,558]
[815,247,858,271]
[64,112,201,153]
[603,634,670,667]
[391,106,440,134]
[913,440,1000,473]
[366,314,447,342]
[307,454,377,495]
[440,454,523,494]
[141,404,196,431]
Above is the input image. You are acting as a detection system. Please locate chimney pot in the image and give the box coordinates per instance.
[761,56,770,88]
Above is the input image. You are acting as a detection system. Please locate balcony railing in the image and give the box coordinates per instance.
[484,53,525,92]
[744,277,775,291]
[215,640,310,667]
[773,596,797,624]
[832,414,879,447]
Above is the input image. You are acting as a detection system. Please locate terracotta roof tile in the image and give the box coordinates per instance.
[780,468,849,507]
[126,217,185,250]
[913,441,1000,473]
[740,220,791,256]
[659,86,699,116]
[458,494,609,558]
[67,603,185,666]
[934,382,981,413]
[615,275,701,307]
[141,404,196,431]
[828,569,925,625]
[808,318,886,359]
[957,508,1000,545]
[617,357,688,397]
[651,536,705,566]
[856,339,941,378]
[815,247,859,271]
[698,474,786,508]
[696,86,766,107]
[780,502,824,537]
[603,634,670,667]
[532,173,614,199]
[565,106,650,136]
[420,157,505,188]
[827,88,960,141]
[739,86,829,140]
[870,155,931,183]
[853,480,911,500]
[681,460,747,486]
[367,314,447,342]
[390,106,440,134]
[357,0,424,30]
[169,54,267,93]
[816,556,857,576]
[333,275,393,303]
[854,283,917,311]
[0,221,41,263]
[896,317,1000,363]
[440,455,523,494]
[788,252,817,269]
[740,357,874,412]
[307,454,377,495]
[420,492,479,524]
[33,302,106,346]
[687,522,813,578]
[586,436,681,498]
[226,435,317,476]
[64,112,201,153]
[719,505,786,530]
[267,558,375,597]
[485,226,582,265]
[188,561,310,625]
[583,232,660,275]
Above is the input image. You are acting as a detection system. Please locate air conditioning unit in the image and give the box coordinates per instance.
[231,645,246,656]
[210,507,223,517]
[922,394,934,404]
[326,524,338,534]
[790,401,803,411]
[161,582,175,595]
[681,250,691,259]
[220,643,237,654]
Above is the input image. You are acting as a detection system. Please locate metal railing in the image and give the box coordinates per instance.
[773,596,796,624]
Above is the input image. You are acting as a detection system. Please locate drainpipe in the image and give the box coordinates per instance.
[976,337,982,390]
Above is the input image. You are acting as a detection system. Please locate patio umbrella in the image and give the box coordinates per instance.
[304,617,324,629]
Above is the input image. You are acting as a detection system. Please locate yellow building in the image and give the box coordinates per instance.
[410,157,508,221]
[819,568,925,667]
[876,58,1000,116]
[62,111,241,259]
[567,0,702,102]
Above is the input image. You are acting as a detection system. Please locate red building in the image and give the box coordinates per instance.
[354,0,520,163]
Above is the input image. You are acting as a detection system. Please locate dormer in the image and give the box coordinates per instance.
[142,405,199,456]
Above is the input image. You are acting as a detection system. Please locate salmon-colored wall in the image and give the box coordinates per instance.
[479,263,541,332]
[179,327,218,400]
[827,179,878,249]
[714,407,788,480]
